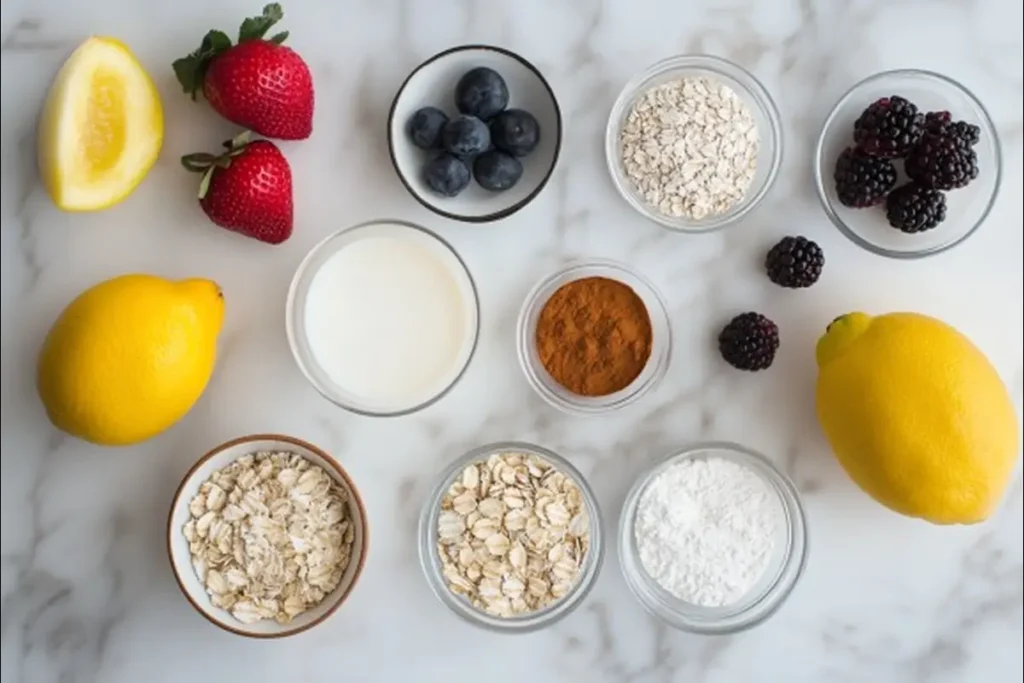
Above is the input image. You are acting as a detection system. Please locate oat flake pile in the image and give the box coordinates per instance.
[620,76,760,220]
[436,450,590,618]
[184,451,355,625]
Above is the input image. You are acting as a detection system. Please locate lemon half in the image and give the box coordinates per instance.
[38,37,163,211]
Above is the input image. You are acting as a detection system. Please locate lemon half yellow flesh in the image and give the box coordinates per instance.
[38,36,163,211]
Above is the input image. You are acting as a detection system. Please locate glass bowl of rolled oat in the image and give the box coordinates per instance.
[605,54,783,233]
[418,442,604,632]
[167,434,368,638]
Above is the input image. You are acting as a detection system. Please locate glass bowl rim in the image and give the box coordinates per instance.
[812,68,1003,259]
[515,258,673,415]
[285,218,482,417]
[618,441,809,634]
[417,440,605,633]
[604,53,784,233]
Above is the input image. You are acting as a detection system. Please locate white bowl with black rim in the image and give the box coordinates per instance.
[388,45,562,223]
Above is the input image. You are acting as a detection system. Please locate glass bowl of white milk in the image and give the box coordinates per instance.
[286,220,480,416]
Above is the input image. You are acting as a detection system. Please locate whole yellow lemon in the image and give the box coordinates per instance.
[815,312,1019,524]
[37,275,224,446]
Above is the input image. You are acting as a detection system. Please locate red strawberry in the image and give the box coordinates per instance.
[173,3,313,140]
[182,133,293,245]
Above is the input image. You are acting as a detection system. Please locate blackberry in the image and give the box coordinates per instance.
[833,147,898,207]
[905,133,979,190]
[885,183,947,233]
[718,312,779,371]
[924,111,981,148]
[853,96,925,158]
[765,236,825,289]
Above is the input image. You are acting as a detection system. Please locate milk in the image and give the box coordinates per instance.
[302,224,476,412]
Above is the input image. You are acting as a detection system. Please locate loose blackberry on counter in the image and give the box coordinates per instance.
[765,236,825,289]
[923,111,981,148]
[718,312,779,371]
[833,147,898,207]
[905,133,979,190]
[853,96,925,158]
[885,183,947,233]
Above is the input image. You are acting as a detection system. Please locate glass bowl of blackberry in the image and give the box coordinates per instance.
[814,69,1001,258]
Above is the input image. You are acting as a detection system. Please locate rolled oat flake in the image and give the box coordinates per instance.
[620,76,760,220]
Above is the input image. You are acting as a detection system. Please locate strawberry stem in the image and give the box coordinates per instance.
[226,130,252,150]
[181,133,254,200]
[172,4,288,100]
[198,168,216,200]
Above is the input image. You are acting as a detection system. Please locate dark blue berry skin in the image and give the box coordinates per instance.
[423,153,471,197]
[473,150,523,191]
[454,67,509,120]
[489,109,540,157]
[407,107,449,150]
[441,115,491,157]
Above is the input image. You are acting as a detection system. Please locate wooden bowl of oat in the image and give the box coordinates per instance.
[167,434,368,638]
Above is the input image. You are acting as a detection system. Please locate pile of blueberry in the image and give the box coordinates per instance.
[408,67,542,197]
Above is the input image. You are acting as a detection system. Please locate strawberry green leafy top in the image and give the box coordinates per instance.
[172,3,290,99]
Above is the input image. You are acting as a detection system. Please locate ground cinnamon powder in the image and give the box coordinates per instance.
[535,276,653,397]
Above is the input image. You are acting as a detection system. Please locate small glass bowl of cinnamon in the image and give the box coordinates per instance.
[516,260,672,415]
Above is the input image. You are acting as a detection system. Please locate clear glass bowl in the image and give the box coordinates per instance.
[605,54,783,233]
[286,219,480,416]
[814,69,1002,258]
[418,441,605,633]
[619,442,808,634]
[516,260,672,415]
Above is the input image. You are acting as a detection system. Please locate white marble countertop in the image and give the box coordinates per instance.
[1,1,1022,682]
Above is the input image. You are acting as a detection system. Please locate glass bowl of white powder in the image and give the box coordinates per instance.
[618,442,807,634]
[286,219,480,416]
[605,54,783,233]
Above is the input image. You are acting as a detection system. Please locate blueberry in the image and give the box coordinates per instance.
[490,109,541,157]
[473,150,523,191]
[454,67,509,120]
[407,106,449,150]
[441,115,491,157]
[423,153,471,197]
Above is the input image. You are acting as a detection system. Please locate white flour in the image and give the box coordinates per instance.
[634,456,782,607]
